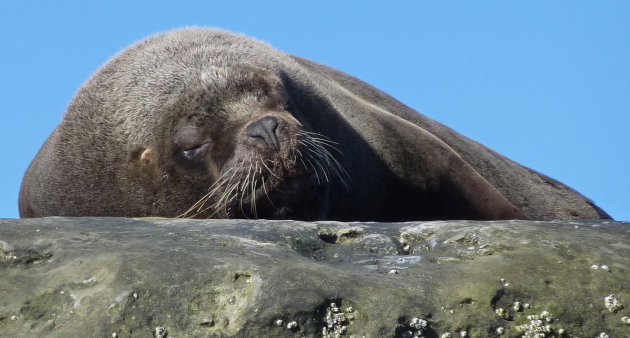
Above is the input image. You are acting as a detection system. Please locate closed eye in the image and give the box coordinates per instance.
[182,146,202,160]
[180,143,210,162]
[171,124,212,172]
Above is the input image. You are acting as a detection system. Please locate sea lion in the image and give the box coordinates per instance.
[19,28,611,221]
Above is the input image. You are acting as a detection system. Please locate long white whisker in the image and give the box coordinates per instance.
[260,157,281,179]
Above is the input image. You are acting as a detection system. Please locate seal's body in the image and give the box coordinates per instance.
[19,28,610,221]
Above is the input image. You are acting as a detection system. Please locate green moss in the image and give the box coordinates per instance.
[20,290,74,321]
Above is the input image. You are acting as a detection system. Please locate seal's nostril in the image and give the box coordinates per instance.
[246,116,280,150]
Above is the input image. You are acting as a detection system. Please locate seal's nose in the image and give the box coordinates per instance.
[245,116,280,151]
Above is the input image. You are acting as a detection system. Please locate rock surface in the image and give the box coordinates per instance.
[0,217,629,337]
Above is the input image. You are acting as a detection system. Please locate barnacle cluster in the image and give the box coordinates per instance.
[273,318,298,330]
[512,301,522,312]
[400,317,428,338]
[527,311,553,323]
[410,317,428,330]
[495,307,511,320]
[494,299,524,320]
[514,318,552,337]
[321,302,354,337]
[515,304,565,338]
[154,327,167,338]
[590,264,610,271]
[515,311,559,338]
[604,294,623,313]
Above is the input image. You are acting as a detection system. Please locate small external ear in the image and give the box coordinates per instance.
[140,148,156,166]
[130,146,158,174]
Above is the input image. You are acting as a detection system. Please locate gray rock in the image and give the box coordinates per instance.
[0,217,628,337]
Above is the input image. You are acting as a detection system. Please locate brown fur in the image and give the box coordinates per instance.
[19,28,611,221]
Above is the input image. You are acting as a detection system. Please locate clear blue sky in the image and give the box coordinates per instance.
[1,1,628,220]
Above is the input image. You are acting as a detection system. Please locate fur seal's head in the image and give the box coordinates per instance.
[19,29,349,220]
[135,65,346,220]
[17,28,529,221]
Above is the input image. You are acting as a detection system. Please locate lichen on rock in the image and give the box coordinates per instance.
[0,217,628,337]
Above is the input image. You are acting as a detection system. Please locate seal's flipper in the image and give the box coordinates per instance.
[330,83,529,220]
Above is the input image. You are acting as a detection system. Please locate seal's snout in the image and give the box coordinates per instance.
[246,116,280,151]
